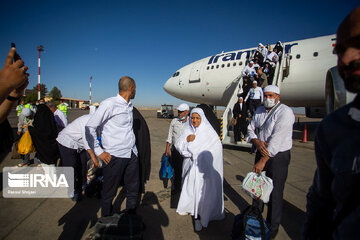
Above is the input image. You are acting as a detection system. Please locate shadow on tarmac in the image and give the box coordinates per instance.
[58,197,101,240]
[138,191,168,240]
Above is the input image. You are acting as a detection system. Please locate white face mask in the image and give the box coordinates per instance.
[264,98,276,108]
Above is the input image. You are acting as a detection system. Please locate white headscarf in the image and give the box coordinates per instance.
[174,108,224,226]
[175,108,220,158]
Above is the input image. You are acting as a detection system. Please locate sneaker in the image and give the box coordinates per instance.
[194,219,202,231]
[178,212,188,216]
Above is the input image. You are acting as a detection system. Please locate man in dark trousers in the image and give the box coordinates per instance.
[86,76,139,216]
[248,85,295,239]
[165,103,189,195]
[232,97,248,143]
[304,6,360,239]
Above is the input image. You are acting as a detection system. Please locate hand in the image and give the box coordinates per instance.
[165,148,170,156]
[98,152,111,165]
[239,114,242,118]
[186,134,195,142]
[17,131,21,135]
[252,139,269,156]
[252,156,269,173]
[92,156,100,168]
[0,48,29,91]
[9,79,29,99]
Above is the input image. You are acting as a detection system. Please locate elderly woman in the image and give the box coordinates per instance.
[175,108,224,231]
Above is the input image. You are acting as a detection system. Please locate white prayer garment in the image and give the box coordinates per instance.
[175,108,224,227]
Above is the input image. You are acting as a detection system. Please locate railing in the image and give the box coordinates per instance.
[221,74,242,144]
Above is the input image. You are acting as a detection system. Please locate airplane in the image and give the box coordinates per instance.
[163,34,356,146]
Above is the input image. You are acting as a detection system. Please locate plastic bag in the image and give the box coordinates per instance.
[17,130,35,155]
[159,154,174,179]
[242,171,273,203]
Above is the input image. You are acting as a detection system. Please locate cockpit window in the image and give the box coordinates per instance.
[172,72,180,77]
[176,72,180,76]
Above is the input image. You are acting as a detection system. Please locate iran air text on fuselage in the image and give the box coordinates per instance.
[207,43,298,65]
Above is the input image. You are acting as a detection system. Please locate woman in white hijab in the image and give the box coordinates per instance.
[175,108,224,231]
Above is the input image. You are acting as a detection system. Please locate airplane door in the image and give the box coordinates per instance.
[189,61,203,83]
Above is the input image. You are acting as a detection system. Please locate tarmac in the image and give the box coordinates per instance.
[0,108,321,240]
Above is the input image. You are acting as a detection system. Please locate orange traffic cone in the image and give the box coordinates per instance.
[302,123,308,143]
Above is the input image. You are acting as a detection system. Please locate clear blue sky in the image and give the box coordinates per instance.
[0,0,358,108]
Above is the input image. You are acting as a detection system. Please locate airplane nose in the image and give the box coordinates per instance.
[163,77,178,96]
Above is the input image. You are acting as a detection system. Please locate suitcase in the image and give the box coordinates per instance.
[94,212,145,240]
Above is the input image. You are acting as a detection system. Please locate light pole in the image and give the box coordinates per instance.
[36,45,44,100]
[90,76,92,105]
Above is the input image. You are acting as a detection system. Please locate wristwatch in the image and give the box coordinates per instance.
[6,95,21,101]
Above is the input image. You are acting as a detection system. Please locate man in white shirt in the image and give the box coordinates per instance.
[57,106,98,201]
[247,85,295,239]
[164,103,189,195]
[241,61,257,78]
[47,102,68,130]
[86,76,139,217]
[244,81,263,116]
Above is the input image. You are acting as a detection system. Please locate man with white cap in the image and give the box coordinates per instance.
[165,103,190,195]
[56,105,98,201]
[232,97,248,143]
[241,60,257,78]
[247,85,295,239]
[244,80,263,116]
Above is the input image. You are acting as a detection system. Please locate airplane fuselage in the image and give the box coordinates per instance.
[164,35,339,110]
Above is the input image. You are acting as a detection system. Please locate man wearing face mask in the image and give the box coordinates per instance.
[165,103,190,195]
[303,6,360,239]
[247,85,295,239]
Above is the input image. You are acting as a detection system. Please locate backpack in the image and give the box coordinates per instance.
[232,205,270,240]
[94,212,145,240]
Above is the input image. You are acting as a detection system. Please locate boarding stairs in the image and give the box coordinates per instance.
[220,48,289,148]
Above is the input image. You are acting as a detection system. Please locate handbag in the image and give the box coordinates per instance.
[17,129,35,155]
[232,118,237,126]
[242,171,273,203]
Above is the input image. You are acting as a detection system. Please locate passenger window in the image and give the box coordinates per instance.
[221,64,225,68]
[290,55,293,60]
[216,65,219,69]
[233,62,236,66]
[207,66,209,70]
[239,61,243,66]
[227,63,230,67]
[296,54,301,59]
[211,66,214,69]
[313,52,318,57]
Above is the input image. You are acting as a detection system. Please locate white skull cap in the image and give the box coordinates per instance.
[264,85,280,94]
[177,103,189,111]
